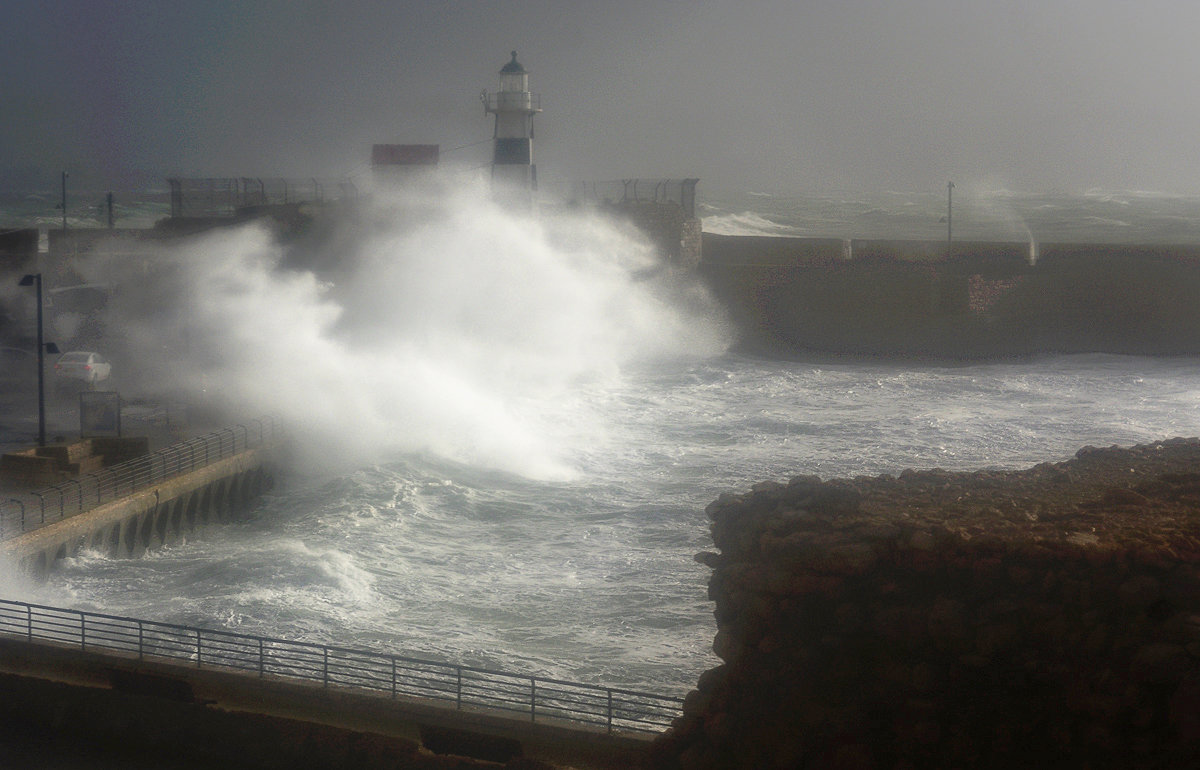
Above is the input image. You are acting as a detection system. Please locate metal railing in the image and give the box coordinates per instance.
[0,599,683,734]
[551,179,700,219]
[483,91,541,112]
[0,416,282,540]
[168,178,358,218]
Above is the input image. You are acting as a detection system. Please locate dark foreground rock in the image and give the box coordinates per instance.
[652,438,1200,769]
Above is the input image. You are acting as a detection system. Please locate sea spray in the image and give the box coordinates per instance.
[77,180,730,479]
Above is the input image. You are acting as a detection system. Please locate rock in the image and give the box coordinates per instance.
[1132,643,1189,684]
[1118,575,1162,609]
[1099,487,1150,507]
[659,438,1200,769]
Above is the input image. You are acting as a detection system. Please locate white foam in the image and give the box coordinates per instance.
[701,210,796,236]
[78,179,730,480]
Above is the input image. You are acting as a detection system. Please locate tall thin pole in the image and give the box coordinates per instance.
[33,274,47,447]
[61,172,68,231]
[946,181,954,258]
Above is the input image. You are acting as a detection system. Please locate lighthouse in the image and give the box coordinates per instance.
[483,51,541,198]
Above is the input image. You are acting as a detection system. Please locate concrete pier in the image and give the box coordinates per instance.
[0,449,273,576]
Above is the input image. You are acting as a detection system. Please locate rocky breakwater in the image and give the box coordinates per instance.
[652,439,1200,769]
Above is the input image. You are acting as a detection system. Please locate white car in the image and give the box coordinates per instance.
[53,351,112,389]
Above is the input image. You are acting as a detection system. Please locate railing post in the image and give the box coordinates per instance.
[607,689,613,734]
[456,667,462,709]
[26,603,32,641]
[323,646,329,687]
[259,638,265,677]
[530,679,537,722]
[391,657,397,699]
[79,611,86,650]
[138,620,144,659]
[196,629,202,667]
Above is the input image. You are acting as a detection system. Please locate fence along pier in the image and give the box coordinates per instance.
[0,417,280,577]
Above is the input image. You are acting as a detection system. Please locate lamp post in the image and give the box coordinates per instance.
[946,180,954,258]
[18,274,60,447]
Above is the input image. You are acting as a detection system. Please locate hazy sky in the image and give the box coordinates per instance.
[4,0,1199,195]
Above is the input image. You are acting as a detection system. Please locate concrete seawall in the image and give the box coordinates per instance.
[0,448,274,576]
[700,233,1200,359]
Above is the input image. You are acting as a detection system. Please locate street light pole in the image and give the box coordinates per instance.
[947,180,954,258]
[19,273,58,447]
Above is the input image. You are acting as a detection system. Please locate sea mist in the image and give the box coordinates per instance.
[79,179,730,479]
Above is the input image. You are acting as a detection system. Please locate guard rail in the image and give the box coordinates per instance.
[0,598,683,734]
[1,416,281,540]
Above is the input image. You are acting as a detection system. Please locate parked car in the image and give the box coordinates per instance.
[53,351,112,390]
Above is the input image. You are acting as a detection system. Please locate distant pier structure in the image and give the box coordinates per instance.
[483,51,541,200]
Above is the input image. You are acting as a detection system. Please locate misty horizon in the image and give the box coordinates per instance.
[3,1,1199,198]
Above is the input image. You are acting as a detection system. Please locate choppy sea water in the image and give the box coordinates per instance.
[11,352,1200,697]
[4,184,1200,702]
[700,187,1200,244]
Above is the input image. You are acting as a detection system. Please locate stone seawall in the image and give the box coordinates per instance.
[0,448,274,576]
[700,233,1200,359]
[652,438,1200,769]
[609,201,703,270]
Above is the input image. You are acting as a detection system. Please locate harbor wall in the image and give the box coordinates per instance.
[603,201,703,269]
[0,448,274,577]
[700,233,1200,359]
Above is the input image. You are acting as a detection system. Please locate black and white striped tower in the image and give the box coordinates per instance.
[483,51,541,197]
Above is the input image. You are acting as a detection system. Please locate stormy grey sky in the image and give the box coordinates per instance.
[3,0,1199,195]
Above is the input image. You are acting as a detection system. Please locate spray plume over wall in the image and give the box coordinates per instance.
[82,181,730,479]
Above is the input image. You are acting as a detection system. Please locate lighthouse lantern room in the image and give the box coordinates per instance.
[483,51,541,195]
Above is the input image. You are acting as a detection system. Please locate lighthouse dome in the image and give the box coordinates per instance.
[500,51,527,74]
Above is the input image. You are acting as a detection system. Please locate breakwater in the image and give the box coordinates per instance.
[0,419,281,576]
[700,233,1200,359]
[652,438,1200,769]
